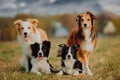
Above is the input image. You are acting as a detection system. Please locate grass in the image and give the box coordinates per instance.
[0,36,120,80]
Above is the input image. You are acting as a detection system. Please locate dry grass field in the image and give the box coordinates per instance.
[0,36,120,80]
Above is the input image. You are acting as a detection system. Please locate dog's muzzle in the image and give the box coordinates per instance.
[83,22,87,28]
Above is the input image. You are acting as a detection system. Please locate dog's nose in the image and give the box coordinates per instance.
[67,55,71,58]
[39,53,42,56]
[24,32,27,36]
[83,23,87,28]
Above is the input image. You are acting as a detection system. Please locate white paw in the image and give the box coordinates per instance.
[57,71,63,76]
[85,69,93,76]
[73,71,79,76]
[36,72,41,76]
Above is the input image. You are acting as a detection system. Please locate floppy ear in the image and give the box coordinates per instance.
[30,43,40,57]
[43,41,51,48]
[86,11,97,20]
[72,44,80,51]
[58,44,66,48]
[43,41,51,57]
[57,44,67,57]
[27,19,39,27]
[76,13,83,22]
[13,20,22,30]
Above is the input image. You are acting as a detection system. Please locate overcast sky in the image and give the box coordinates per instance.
[0,0,119,17]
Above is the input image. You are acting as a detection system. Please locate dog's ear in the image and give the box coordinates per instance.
[86,11,97,20]
[76,13,83,22]
[27,19,39,27]
[43,41,51,48]
[30,43,40,57]
[76,13,83,28]
[43,41,51,57]
[13,20,22,30]
[57,44,67,57]
[58,44,66,48]
[72,44,80,51]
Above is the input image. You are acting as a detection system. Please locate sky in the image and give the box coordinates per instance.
[0,0,119,17]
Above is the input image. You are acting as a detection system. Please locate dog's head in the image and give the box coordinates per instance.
[59,44,80,60]
[14,19,39,42]
[30,41,51,60]
[76,11,97,30]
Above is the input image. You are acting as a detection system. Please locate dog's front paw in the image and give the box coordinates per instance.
[85,68,93,76]
[73,71,79,76]
[36,72,41,76]
[57,71,63,76]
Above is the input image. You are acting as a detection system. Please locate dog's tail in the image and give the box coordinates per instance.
[49,64,60,73]
[47,60,60,73]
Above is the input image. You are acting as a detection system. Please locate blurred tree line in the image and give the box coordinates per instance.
[0,12,120,41]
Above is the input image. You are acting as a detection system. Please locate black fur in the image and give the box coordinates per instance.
[27,56,32,72]
[30,43,40,58]
[30,41,59,73]
[30,41,51,58]
[59,44,83,74]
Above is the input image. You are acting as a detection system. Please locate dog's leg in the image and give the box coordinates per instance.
[24,56,29,72]
[72,69,79,76]
[31,65,41,76]
[84,56,93,76]
[20,56,26,68]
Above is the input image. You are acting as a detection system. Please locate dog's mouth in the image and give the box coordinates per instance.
[38,55,44,60]
[24,35,29,42]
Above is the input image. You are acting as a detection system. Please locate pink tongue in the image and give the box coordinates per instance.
[24,37,29,42]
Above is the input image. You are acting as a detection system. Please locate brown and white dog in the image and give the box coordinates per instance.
[67,11,97,76]
[14,19,48,72]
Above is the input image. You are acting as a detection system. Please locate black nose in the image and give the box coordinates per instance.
[84,23,87,28]
[39,53,42,56]
[67,55,71,58]
[24,32,27,36]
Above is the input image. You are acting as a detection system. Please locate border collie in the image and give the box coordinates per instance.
[30,41,58,75]
[67,11,97,76]
[57,44,82,76]
[14,19,48,72]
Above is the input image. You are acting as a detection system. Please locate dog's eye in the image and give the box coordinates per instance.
[81,19,84,22]
[28,27,30,29]
[21,27,24,30]
[87,19,90,21]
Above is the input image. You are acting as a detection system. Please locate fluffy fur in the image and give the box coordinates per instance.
[14,19,48,72]
[57,44,82,76]
[67,11,97,76]
[30,41,58,75]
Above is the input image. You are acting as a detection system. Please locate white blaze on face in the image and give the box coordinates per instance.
[21,21,31,42]
[66,47,73,59]
[21,21,31,36]
[38,44,43,57]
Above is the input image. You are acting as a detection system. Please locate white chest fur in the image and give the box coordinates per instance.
[82,29,94,52]
[31,57,51,73]
[63,59,76,74]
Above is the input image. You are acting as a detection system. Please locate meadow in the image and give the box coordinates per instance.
[0,36,120,80]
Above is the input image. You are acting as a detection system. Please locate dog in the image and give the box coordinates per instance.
[14,19,48,72]
[57,44,83,76]
[67,11,97,76]
[30,41,59,75]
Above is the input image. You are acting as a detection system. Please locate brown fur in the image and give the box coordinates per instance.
[14,19,48,42]
[67,11,97,74]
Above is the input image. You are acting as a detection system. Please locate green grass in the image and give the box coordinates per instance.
[0,36,120,80]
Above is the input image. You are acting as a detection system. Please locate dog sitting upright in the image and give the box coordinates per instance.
[57,44,83,76]
[14,19,48,72]
[30,41,58,75]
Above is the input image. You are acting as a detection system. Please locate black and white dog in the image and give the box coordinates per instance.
[57,44,83,76]
[30,41,58,75]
